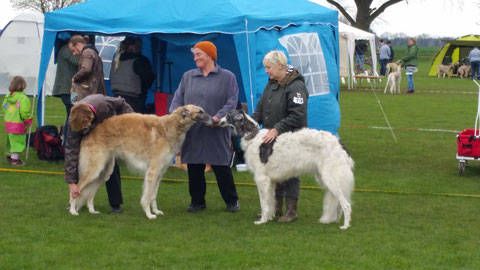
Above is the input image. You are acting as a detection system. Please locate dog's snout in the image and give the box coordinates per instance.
[218,116,228,127]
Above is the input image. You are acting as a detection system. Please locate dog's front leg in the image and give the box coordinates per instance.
[69,197,79,216]
[254,176,275,225]
[141,167,161,219]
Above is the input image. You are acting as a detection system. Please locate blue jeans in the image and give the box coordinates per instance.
[471,61,480,79]
[405,66,417,90]
[379,59,388,76]
[407,74,414,90]
[355,54,365,70]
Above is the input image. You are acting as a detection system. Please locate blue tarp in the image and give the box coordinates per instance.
[38,0,341,134]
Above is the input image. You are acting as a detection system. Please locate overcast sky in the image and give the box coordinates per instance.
[1,0,480,38]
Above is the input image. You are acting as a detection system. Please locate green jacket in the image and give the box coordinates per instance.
[402,44,419,67]
[52,44,80,96]
[252,68,309,134]
[2,91,32,134]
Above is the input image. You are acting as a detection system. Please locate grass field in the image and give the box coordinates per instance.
[1,46,480,269]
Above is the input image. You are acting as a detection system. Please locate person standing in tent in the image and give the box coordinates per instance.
[169,41,240,213]
[469,46,480,80]
[252,50,309,223]
[354,40,368,71]
[68,35,107,103]
[401,37,419,94]
[52,36,79,144]
[110,37,155,113]
[66,35,124,214]
[2,76,32,166]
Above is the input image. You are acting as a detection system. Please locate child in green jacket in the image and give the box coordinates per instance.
[2,76,32,166]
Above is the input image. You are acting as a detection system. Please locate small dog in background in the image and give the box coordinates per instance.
[458,65,472,78]
[437,63,454,78]
[384,66,402,94]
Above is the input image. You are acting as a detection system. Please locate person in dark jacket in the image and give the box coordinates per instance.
[354,40,368,70]
[169,41,240,213]
[68,35,107,102]
[386,40,394,62]
[110,37,154,113]
[251,50,309,223]
[52,38,79,144]
[65,94,133,214]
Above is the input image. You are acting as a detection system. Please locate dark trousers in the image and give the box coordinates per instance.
[379,59,389,76]
[59,94,73,146]
[472,61,480,79]
[114,94,145,113]
[105,161,123,207]
[187,164,238,206]
[276,177,300,200]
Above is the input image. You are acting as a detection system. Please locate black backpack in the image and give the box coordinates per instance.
[34,125,64,161]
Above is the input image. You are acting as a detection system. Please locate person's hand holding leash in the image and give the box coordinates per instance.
[262,128,278,143]
[212,116,220,128]
[69,183,81,198]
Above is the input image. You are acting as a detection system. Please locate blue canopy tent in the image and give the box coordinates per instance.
[37,0,341,134]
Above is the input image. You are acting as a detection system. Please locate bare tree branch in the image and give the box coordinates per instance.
[326,0,356,25]
[324,0,407,31]
[10,0,85,13]
[369,0,405,24]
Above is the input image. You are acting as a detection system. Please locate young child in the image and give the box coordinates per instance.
[2,76,32,166]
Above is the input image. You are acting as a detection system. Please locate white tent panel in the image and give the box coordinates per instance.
[0,12,56,96]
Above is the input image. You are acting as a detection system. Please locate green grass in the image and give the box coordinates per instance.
[1,47,480,269]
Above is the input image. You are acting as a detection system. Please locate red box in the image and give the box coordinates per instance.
[457,129,480,157]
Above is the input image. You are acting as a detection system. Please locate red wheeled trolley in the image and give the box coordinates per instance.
[456,80,480,176]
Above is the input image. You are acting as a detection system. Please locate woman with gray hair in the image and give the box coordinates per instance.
[251,50,309,222]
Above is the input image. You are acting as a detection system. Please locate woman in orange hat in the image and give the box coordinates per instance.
[169,41,240,213]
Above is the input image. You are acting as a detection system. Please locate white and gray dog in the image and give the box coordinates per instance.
[219,110,355,230]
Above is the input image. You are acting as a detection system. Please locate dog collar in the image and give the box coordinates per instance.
[88,104,96,114]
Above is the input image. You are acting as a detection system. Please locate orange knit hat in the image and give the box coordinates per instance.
[194,41,217,61]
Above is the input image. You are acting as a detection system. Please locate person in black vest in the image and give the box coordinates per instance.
[110,37,154,113]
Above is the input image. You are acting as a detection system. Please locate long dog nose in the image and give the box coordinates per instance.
[218,116,227,127]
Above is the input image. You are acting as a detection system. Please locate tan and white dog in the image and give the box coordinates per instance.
[458,65,472,78]
[437,63,454,78]
[384,66,402,94]
[69,105,214,219]
[386,60,402,77]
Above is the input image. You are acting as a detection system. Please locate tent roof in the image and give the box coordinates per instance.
[338,22,374,40]
[44,0,338,34]
[441,40,480,47]
[11,12,44,24]
[441,35,480,47]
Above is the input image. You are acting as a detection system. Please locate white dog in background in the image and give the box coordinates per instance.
[384,66,402,94]
[219,110,355,230]
[69,105,213,219]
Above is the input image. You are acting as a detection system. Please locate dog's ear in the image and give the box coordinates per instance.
[233,113,244,122]
[181,108,189,119]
